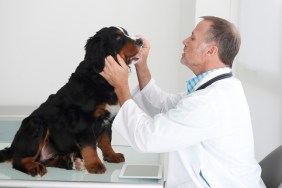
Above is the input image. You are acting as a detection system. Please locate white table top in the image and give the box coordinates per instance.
[0,118,164,188]
[0,145,163,187]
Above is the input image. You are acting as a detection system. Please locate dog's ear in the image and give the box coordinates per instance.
[84,34,106,73]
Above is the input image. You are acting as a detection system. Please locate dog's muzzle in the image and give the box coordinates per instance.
[135,38,143,47]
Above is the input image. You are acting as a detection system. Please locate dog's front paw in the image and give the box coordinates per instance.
[104,153,125,163]
[86,162,106,174]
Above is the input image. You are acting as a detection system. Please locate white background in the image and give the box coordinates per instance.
[0,0,194,106]
[0,0,281,161]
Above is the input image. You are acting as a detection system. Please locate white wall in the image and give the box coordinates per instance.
[1,0,281,160]
[0,0,191,105]
[195,0,239,24]
[176,0,196,92]
[236,0,282,161]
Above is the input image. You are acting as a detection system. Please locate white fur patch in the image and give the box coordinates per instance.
[71,154,85,171]
[106,104,120,118]
[115,26,139,41]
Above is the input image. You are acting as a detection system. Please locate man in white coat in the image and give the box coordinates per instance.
[100,16,266,188]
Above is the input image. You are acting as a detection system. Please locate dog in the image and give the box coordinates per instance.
[0,26,143,177]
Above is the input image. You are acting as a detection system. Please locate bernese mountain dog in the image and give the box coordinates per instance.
[0,26,143,177]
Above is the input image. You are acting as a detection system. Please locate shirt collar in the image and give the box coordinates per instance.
[187,68,230,94]
[187,70,213,94]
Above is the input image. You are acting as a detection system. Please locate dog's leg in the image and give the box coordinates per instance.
[81,146,106,174]
[12,121,49,177]
[75,123,106,174]
[97,130,125,163]
[43,154,73,170]
[16,157,47,177]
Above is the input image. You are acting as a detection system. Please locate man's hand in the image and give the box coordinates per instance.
[100,55,128,88]
[100,55,132,105]
[135,35,150,66]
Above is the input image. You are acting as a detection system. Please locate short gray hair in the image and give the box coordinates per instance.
[201,16,241,67]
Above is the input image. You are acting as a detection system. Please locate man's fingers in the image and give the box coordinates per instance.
[117,55,127,69]
[103,55,127,75]
[106,55,114,63]
[99,71,105,77]
[106,55,122,68]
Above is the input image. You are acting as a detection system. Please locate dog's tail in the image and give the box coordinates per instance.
[0,147,14,162]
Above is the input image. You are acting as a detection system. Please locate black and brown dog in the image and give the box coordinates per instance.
[0,26,143,177]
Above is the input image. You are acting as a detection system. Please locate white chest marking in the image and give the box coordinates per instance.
[106,104,120,118]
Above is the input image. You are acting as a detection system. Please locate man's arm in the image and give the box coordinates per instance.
[134,36,151,90]
[135,62,151,90]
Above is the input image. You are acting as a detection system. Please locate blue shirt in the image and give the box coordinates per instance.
[187,70,212,94]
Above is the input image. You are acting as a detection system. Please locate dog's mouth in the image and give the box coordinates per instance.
[119,37,143,66]
[127,52,141,65]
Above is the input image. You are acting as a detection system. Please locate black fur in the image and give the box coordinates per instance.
[0,26,142,176]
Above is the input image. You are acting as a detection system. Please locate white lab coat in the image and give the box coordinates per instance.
[113,68,266,188]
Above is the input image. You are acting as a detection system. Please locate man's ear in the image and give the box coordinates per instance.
[206,45,218,56]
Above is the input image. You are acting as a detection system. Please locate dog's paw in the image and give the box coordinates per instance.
[27,163,47,177]
[86,162,106,174]
[104,153,125,163]
[73,158,85,171]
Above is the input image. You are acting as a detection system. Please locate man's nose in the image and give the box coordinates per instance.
[183,38,191,46]
[182,39,187,45]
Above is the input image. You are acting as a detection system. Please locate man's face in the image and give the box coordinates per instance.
[181,20,212,73]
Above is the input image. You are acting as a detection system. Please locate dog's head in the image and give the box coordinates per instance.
[84,26,143,73]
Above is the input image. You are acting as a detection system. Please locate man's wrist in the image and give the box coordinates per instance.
[135,63,151,90]
[115,86,132,106]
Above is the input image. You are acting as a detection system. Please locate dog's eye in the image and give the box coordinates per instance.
[116,35,122,40]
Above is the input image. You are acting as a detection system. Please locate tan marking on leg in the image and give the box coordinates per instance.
[21,157,47,177]
[97,131,125,163]
[20,129,50,177]
[81,146,106,174]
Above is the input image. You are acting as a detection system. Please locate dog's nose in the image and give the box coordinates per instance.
[135,38,143,46]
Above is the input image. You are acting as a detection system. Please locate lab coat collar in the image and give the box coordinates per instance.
[193,67,232,92]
